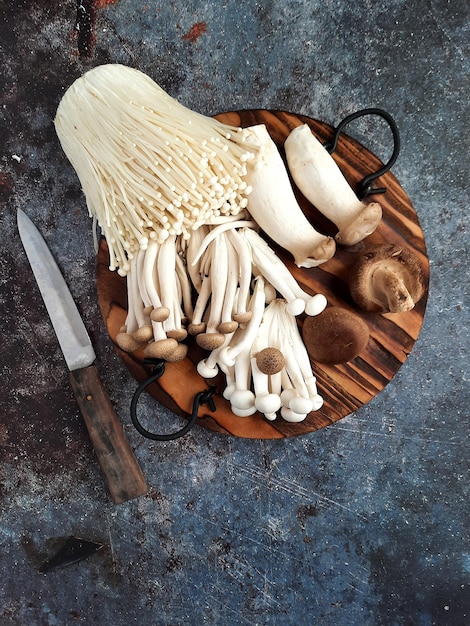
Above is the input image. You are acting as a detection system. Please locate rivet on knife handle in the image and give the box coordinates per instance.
[68,365,148,504]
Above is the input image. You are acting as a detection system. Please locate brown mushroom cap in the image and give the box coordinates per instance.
[302,307,369,364]
[116,332,145,353]
[132,324,154,343]
[166,328,188,342]
[349,243,425,313]
[144,337,179,359]
[165,343,189,362]
[150,306,170,322]
[255,347,286,375]
[218,320,239,334]
[196,332,226,350]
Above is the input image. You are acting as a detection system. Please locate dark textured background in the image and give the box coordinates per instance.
[1,1,468,624]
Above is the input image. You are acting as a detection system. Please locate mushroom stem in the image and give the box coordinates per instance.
[370,266,415,313]
[218,234,240,333]
[243,124,336,268]
[348,243,426,313]
[243,228,326,316]
[251,358,282,420]
[284,124,382,246]
[218,276,266,367]
[229,347,256,416]
[226,229,254,322]
[196,236,228,350]
[188,272,211,335]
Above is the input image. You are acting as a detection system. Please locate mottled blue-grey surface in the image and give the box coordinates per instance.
[1,1,468,625]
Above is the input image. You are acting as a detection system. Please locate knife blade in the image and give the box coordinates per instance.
[17,208,148,504]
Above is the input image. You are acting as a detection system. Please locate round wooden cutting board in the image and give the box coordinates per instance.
[96,110,429,439]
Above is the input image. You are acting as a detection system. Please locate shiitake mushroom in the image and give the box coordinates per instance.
[302,307,369,364]
[349,243,425,314]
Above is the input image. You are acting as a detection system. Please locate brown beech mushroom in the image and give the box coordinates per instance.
[255,347,286,375]
[302,307,369,364]
[349,244,426,313]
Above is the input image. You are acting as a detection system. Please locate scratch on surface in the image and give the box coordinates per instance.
[332,423,466,446]
[105,512,117,575]
[428,3,465,59]
[235,463,369,522]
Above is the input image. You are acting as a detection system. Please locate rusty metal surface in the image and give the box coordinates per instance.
[1,1,469,624]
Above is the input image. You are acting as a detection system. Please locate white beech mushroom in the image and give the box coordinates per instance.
[266,299,323,420]
[284,124,383,246]
[241,227,328,316]
[243,124,336,267]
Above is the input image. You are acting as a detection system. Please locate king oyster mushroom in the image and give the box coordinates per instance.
[284,124,383,246]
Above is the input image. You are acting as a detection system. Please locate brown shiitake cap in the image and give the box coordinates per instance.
[349,243,426,313]
[302,307,369,364]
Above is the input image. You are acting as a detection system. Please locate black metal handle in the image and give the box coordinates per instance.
[325,107,401,199]
[130,358,216,441]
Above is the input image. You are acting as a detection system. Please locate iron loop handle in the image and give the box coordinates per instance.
[130,358,216,441]
[324,108,401,199]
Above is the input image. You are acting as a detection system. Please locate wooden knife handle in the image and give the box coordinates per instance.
[68,365,148,504]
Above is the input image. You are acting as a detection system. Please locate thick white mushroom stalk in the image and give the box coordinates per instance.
[54,63,330,422]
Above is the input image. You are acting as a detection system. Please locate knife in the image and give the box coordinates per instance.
[17,208,148,504]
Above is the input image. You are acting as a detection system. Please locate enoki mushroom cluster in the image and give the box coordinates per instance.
[55,64,259,275]
[54,64,346,423]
